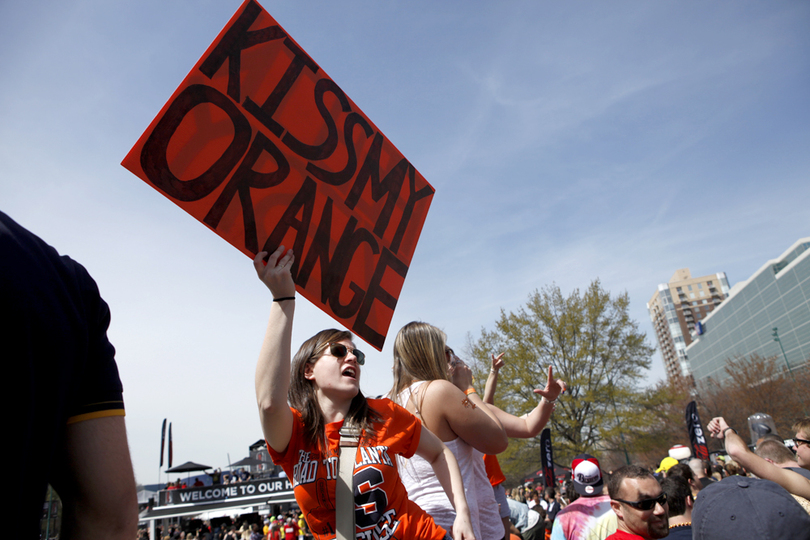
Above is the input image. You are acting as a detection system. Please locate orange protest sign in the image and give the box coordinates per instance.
[122,0,434,350]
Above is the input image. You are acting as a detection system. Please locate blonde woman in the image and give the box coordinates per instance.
[390,322,565,540]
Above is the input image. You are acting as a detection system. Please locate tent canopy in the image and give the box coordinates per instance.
[229,457,264,468]
[166,461,212,473]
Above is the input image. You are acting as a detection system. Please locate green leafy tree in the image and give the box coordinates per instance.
[603,379,694,471]
[466,280,656,480]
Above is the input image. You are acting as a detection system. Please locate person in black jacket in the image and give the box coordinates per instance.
[3,211,137,539]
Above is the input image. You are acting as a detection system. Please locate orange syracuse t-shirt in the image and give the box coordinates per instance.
[267,398,447,540]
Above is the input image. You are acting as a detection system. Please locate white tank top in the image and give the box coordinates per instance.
[396,381,503,540]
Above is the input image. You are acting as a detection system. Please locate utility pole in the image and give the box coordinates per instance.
[772,327,796,384]
[773,327,807,415]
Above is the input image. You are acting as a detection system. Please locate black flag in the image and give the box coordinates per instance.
[168,422,174,468]
[540,428,556,488]
[160,418,167,467]
[685,401,709,460]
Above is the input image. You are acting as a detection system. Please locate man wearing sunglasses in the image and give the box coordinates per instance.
[794,418,810,472]
[606,465,669,539]
[756,439,810,480]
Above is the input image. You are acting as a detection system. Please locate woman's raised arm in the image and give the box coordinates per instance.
[254,246,296,453]
[485,360,566,439]
[708,416,810,500]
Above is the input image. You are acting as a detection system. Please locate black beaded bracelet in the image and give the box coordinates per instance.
[722,426,737,437]
[273,297,296,302]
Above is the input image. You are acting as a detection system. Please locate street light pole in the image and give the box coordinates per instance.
[773,327,807,415]
[772,327,796,384]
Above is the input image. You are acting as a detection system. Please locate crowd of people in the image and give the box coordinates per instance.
[13,206,810,540]
[497,417,810,540]
[164,468,254,491]
[140,511,312,540]
[253,245,810,540]
[142,412,810,540]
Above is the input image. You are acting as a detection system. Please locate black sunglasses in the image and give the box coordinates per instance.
[326,343,365,365]
[613,492,667,511]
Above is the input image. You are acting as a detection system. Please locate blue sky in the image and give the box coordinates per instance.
[2,0,808,486]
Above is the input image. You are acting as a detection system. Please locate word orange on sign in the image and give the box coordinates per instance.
[123,0,434,350]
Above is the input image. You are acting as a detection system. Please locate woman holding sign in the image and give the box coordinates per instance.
[254,246,474,540]
[389,323,565,540]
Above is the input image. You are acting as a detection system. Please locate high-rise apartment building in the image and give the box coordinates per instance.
[647,269,730,382]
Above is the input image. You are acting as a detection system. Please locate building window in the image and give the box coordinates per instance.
[697,283,702,289]
[688,285,693,291]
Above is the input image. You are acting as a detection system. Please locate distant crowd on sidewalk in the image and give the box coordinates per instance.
[139,510,312,540]
[15,212,810,540]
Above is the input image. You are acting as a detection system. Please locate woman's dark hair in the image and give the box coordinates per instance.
[288,329,379,449]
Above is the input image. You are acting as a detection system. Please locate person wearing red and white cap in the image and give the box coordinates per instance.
[550,454,618,540]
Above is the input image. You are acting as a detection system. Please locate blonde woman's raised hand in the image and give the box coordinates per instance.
[449,357,474,392]
[532,366,566,402]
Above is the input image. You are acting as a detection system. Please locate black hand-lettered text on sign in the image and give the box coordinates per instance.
[122,0,435,350]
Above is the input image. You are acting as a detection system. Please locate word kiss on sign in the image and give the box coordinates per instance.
[123,0,434,350]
